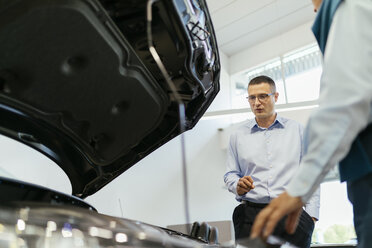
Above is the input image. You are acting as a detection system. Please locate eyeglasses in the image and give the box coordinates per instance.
[246,93,275,102]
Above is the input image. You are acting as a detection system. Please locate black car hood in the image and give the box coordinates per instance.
[0,0,220,198]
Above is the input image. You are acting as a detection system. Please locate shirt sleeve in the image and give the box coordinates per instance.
[304,186,320,220]
[223,132,242,200]
[287,0,372,203]
[298,122,320,219]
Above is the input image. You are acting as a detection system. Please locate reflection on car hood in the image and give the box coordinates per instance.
[0,203,222,247]
[0,0,220,198]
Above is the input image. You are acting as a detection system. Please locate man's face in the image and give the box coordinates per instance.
[248,83,278,120]
[312,0,323,12]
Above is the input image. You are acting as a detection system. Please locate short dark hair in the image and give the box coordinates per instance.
[248,75,276,92]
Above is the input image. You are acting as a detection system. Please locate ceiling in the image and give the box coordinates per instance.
[206,0,316,57]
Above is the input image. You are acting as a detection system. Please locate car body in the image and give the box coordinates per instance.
[0,0,222,247]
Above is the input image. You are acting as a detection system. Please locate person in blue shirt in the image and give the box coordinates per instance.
[251,1,372,247]
[224,75,320,247]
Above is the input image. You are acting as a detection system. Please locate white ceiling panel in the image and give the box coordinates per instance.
[206,0,236,13]
[206,0,316,56]
[208,0,274,30]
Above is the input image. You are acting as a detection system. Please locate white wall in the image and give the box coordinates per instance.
[207,51,232,111]
[0,135,72,194]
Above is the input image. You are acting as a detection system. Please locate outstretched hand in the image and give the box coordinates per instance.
[250,191,304,239]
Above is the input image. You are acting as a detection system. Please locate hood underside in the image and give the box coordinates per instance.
[0,0,220,198]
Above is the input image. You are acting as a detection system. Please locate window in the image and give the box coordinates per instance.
[231,44,322,109]
[283,45,322,103]
[312,181,357,245]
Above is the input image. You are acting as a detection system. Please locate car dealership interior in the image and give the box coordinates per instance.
[0,0,365,247]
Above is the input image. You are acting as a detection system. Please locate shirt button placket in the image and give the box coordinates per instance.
[266,130,272,197]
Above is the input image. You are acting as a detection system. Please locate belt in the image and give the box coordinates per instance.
[241,200,268,208]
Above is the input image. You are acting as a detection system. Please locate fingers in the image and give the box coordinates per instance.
[239,176,255,189]
[237,183,250,195]
[237,176,255,195]
[250,202,284,239]
[285,208,302,234]
[250,206,271,239]
[246,176,255,188]
[250,192,305,240]
[245,176,254,184]
[261,205,284,238]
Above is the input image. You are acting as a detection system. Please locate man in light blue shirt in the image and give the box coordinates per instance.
[224,75,320,247]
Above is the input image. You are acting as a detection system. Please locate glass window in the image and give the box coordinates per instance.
[231,73,250,109]
[231,58,284,109]
[285,67,321,103]
[274,78,286,105]
[231,43,322,109]
[283,45,322,103]
[312,181,357,245]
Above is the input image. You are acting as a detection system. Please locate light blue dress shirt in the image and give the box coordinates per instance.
[224,115,320,219]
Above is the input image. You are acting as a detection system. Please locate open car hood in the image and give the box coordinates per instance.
[0,0,220,198]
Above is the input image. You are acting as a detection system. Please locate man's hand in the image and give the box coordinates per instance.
[250,191,304,239]
[237,176,255,195]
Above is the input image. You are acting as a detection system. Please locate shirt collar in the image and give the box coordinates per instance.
[247,114,285,131]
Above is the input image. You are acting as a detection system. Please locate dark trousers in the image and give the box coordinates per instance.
[233,201,314,248]
[347,172,372,248]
